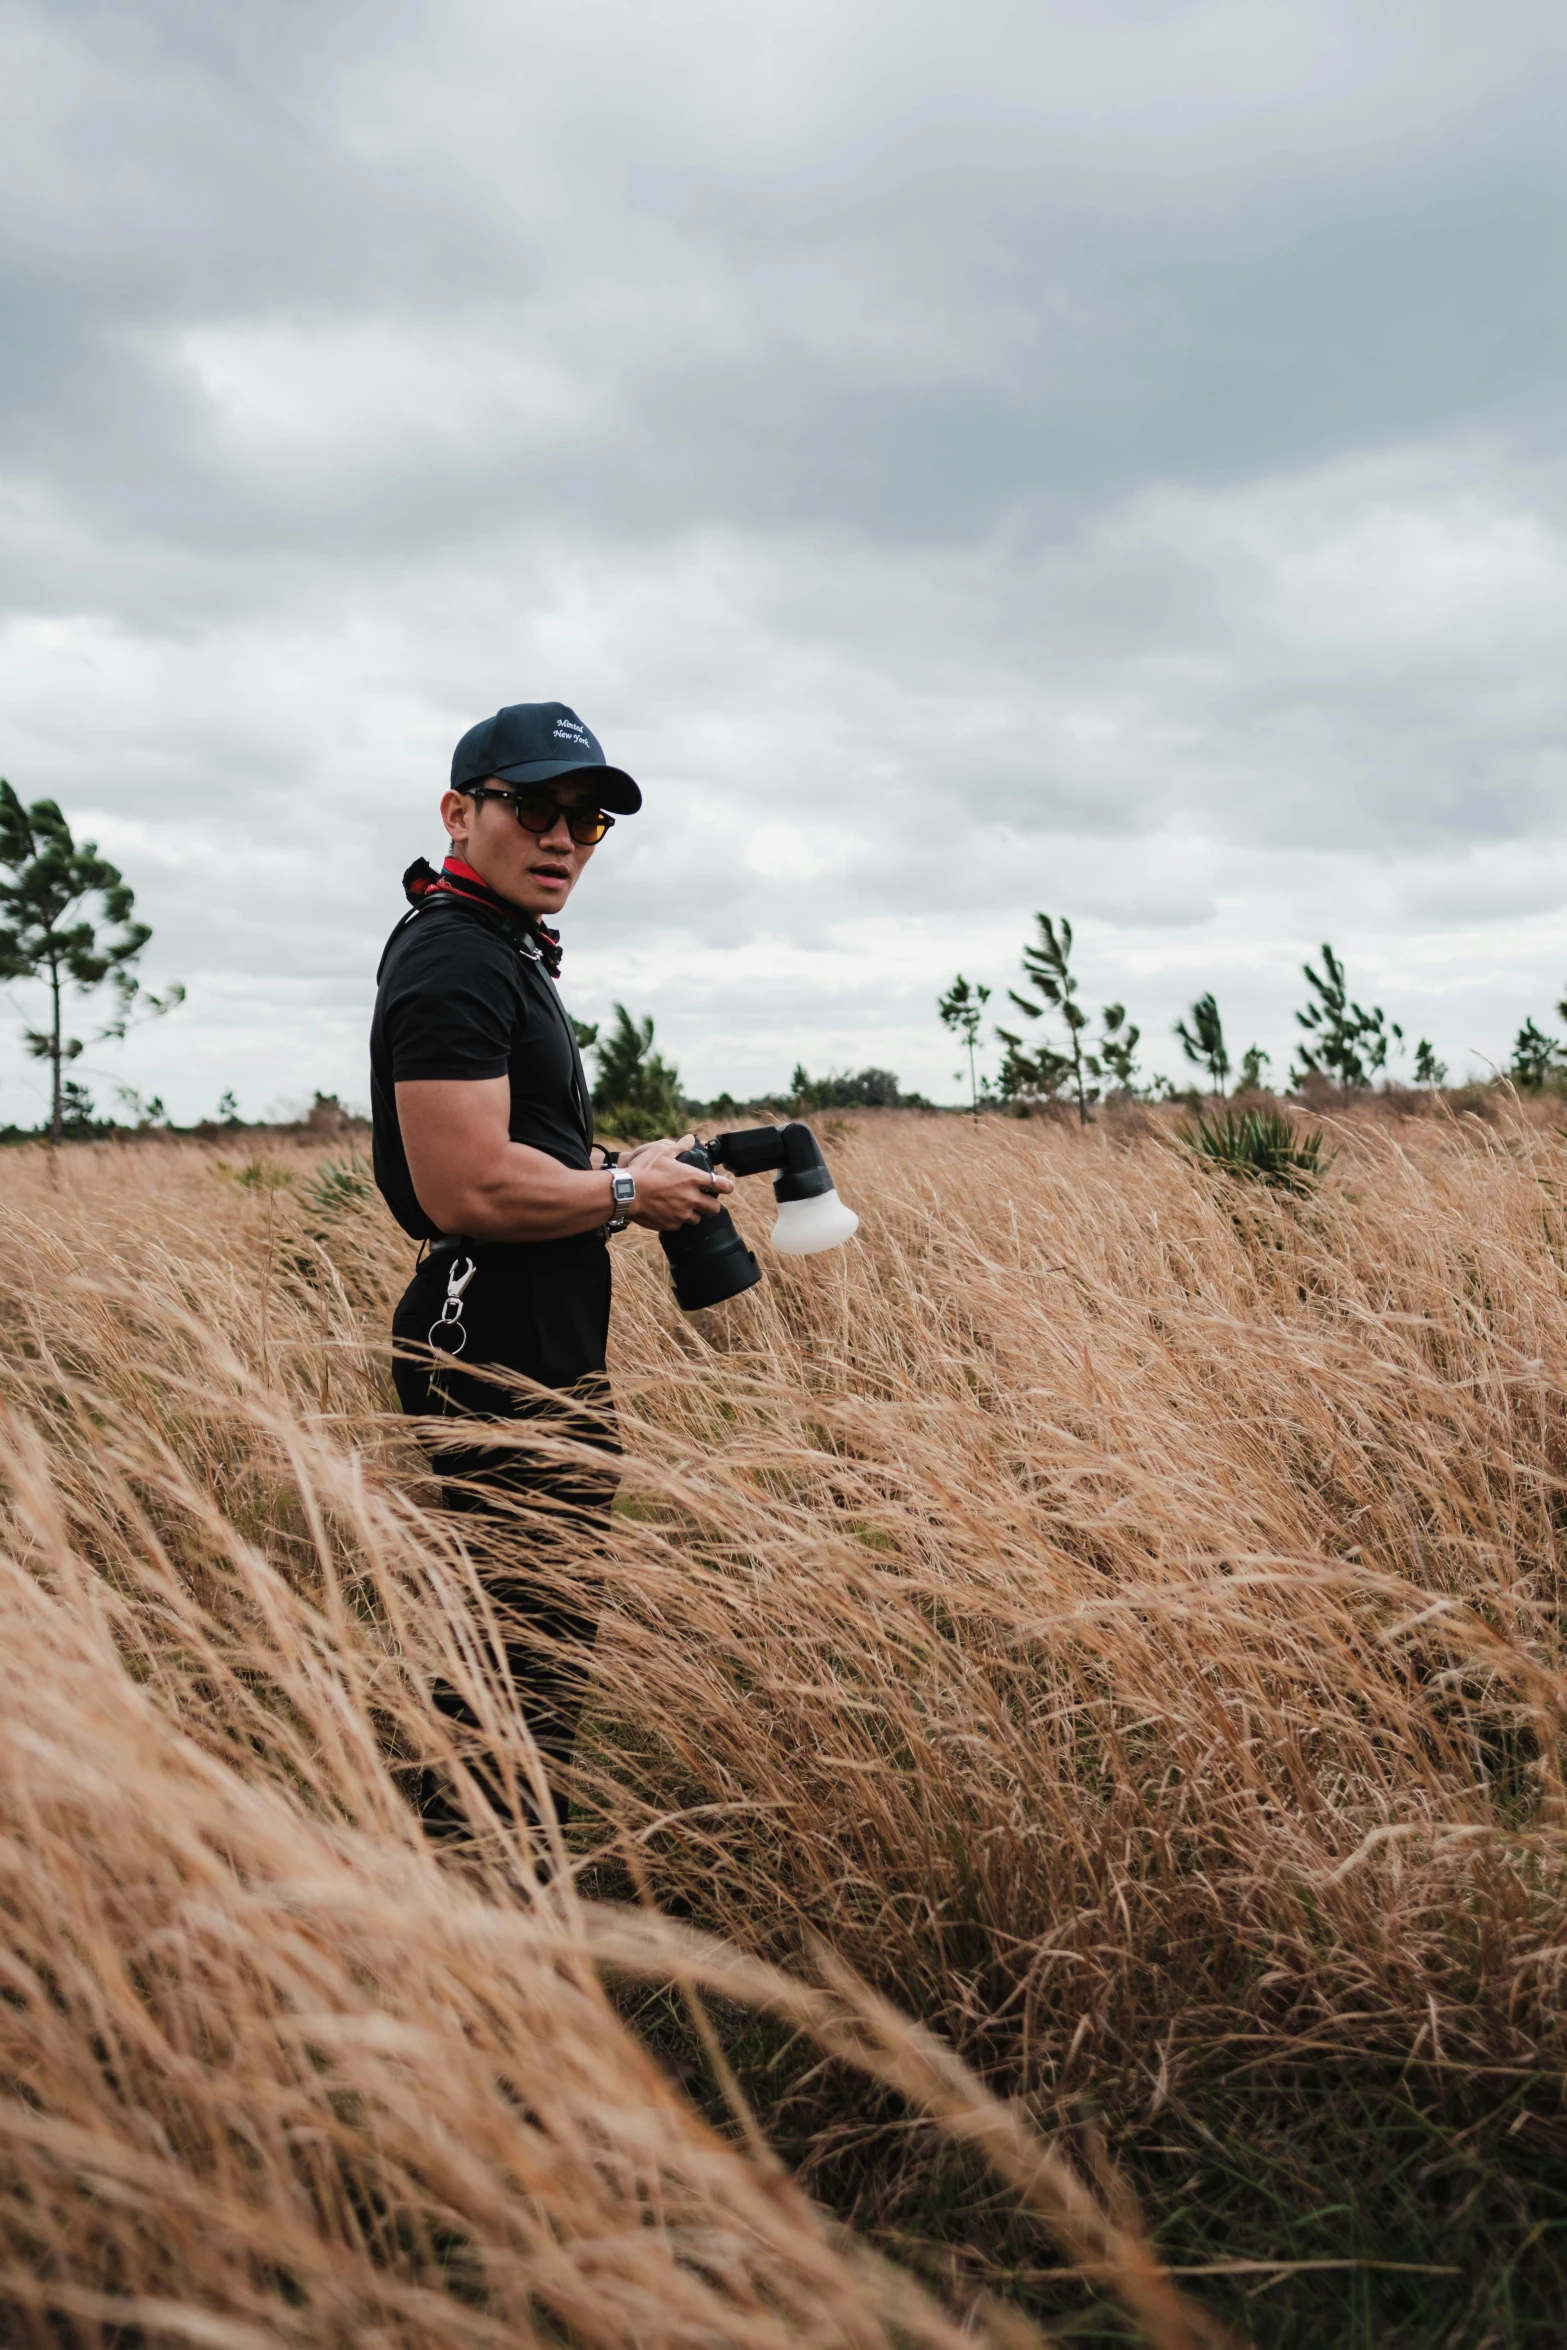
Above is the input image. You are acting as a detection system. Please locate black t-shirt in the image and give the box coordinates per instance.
[370,894,595,1242]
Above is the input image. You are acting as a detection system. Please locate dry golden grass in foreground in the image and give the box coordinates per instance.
[2,1106,1566,2347]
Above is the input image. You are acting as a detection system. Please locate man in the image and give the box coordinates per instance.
[370,699,732,1835]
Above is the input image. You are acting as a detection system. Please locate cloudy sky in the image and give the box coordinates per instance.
[2,0,1566,1120]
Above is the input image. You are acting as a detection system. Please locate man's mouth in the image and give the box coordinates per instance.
[531,863,570,886]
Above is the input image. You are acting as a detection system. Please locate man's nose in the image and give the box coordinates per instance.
[540,810,576,849]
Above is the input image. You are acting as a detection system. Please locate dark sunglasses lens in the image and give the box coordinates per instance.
[511,792,558,834]
[510,793,608,843]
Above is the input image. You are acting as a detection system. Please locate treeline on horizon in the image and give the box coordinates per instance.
[11,956,1567,1150]
[937,912,1567,1124]
[7,775,1567,1145]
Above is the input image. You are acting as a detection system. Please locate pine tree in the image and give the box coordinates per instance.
[937,973,992,1120]
[1509,1018,1561,1093]
[996,917,1139,1120]
[992,1024,1072,1108]
[0,780,182,1146]
[1174,992,1229,1093]
[1096,1003,1141,1096]
[1002,915,1093,1122]
[1291,943,1401,1089]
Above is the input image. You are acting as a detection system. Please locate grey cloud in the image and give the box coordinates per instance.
[1398,854,1567,927]
[3,0,1567,1117]
[8,0,1567,572]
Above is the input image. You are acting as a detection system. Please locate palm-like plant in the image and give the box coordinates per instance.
[1180,1106,1328,1194]
[591,1003,686,1141]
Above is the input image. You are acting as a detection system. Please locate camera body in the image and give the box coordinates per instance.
[657,1121,858,1311]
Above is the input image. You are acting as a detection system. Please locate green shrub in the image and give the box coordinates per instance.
[1179,1105,1328,1193]
[301,1148,374,1220]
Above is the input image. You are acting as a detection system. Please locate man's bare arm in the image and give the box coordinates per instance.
[395,1077,733,1240]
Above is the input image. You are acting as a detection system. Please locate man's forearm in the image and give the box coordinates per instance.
[396,1078,725,1238]
[422,1142,616,1241]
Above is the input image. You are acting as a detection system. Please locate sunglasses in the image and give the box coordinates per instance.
[467,784,615,846]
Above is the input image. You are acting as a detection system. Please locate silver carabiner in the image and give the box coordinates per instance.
[428,1254,476,1355]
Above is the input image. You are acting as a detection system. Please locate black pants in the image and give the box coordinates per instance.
[392,1233,617,1834]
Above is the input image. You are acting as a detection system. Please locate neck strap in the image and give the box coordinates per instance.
[400,856,563,976]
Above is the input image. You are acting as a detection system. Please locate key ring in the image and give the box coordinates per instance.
[428,1255,476,1355]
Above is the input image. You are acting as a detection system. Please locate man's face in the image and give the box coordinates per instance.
[440,776,604,918]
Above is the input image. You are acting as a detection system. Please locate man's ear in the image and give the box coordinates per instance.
[440,787,472,847]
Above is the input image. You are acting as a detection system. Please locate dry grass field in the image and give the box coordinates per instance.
[2,1102,1565,2349]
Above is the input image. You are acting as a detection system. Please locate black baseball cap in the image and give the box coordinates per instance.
[450,701,641,813]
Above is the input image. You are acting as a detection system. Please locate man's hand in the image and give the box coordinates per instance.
[619,1133,736,1232]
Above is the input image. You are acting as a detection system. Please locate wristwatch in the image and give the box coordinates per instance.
[606,1163,636,1233]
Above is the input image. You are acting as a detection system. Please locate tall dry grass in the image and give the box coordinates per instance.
[2,1107,1566,2344]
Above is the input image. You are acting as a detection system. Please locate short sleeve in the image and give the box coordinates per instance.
[383,917,518,1083]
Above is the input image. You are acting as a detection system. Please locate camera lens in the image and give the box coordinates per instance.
[659,1147,763,1310]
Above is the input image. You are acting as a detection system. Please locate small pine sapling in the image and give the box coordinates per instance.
[1291,943,1401,1089]
[1237,1044,1272,1093]
[1094,1003,1141,1097]
[937,973,992,1121]
[1174,992,1230,1094]
[1004,914,1098,1123]
[1509,1017,1562,1093]
[992,1024,1071,1107]
[1411,1039,1447,1088]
